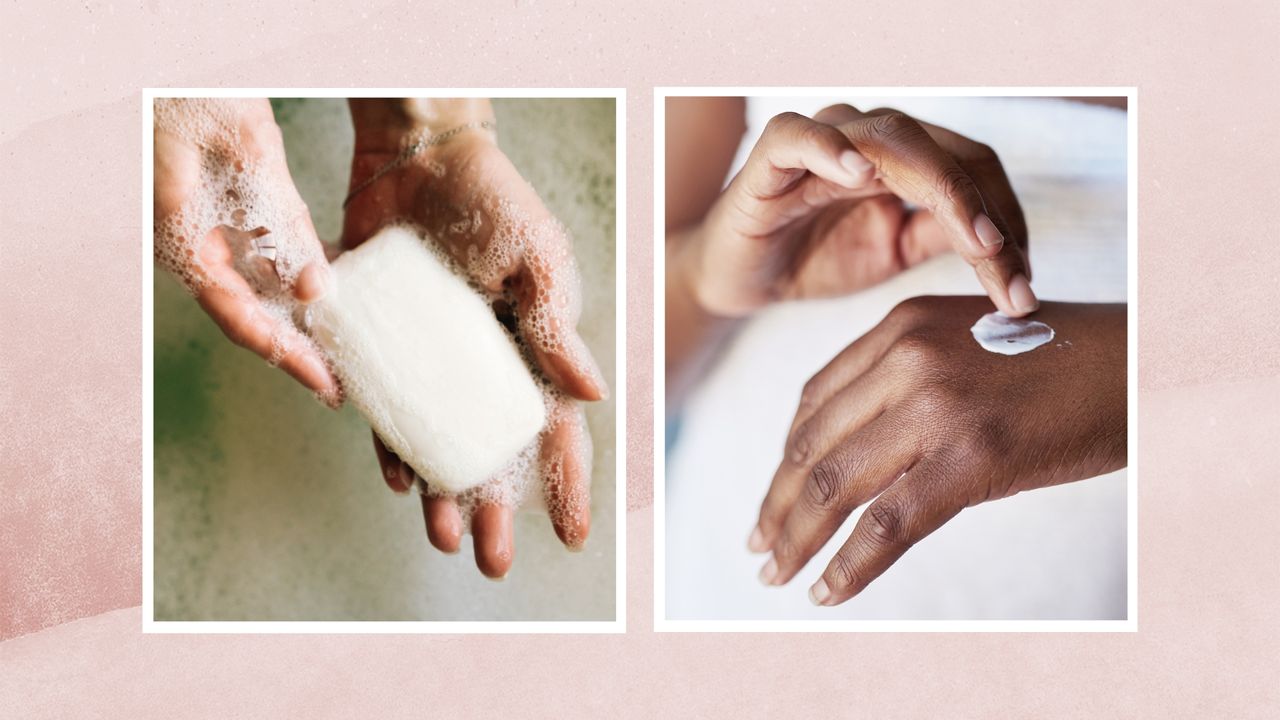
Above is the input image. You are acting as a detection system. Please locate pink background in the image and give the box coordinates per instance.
[2,0,1277,716]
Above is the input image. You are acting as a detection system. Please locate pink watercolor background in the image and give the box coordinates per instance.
[2,0,1277,716]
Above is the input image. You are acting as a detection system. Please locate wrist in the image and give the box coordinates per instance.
[349,98,496,154]
[668,224,715,316]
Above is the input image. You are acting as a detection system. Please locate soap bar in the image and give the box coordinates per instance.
[307,226,546,494]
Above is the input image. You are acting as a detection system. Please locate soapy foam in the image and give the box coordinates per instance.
[307,226,546,496]
[154,98,328,373]
[970,312,1055,355]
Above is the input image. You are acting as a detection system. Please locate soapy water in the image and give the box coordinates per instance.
[970,311,1055,355]
[154,99,325,299]
[155,98,593,536]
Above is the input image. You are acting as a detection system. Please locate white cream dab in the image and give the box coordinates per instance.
[970,312,1055,355]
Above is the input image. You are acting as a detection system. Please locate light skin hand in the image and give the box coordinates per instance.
[750,297,1127,605]
[343,98,605,578]
[153,99,340,404]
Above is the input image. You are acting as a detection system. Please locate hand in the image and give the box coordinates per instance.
[342,99,606,578]
[678,106,1035,318]
[751,297,1126,606]
[153,98,339,405]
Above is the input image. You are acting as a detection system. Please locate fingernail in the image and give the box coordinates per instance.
[839,149,873,178]
[809,578,831,606]
[1008,273,1039,313]
[973,213,1004,248]
[587,355,610,401]
[747,526,767,553]
[386,466,409,494]
[758,557,779,586]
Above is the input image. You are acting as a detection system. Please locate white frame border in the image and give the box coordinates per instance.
[653,86,1139,633]
[143,87,627,634]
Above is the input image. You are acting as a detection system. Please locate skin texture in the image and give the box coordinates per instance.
[343,98,605,579]
[751,297,1127,606]
[153,99,340,403]
[666,104,1035,407]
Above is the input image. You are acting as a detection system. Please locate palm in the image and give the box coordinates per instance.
[340,133,601,567]
[704,175,949,313]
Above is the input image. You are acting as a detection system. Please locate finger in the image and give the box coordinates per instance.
[841,111,1001,258]
[541,402,593,550]
[749,318,912,556]
[791,299,923,428]
[471,503,515,580]
[756,365,890,553]
[761,415,919,587]
[811,103,864,127]
[514,252,608,402]
[899,116,1029,249]
[898,209,951,267]
[839,110,1036,315]
[371,432,414,493]
[196,280,341,404]
[292,259,331,303]
[421,494,464,554]
[809,458,963,606]
[735,112,875,199]
[750,174,891,237]
[882,111,1036,311]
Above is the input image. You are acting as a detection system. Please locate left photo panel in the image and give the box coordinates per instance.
[144,92,624,629]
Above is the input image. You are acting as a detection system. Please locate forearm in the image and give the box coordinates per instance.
[665,225,742,412]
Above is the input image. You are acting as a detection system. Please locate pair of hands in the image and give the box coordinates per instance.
[154,98,603,579]
[670,104,1125,605]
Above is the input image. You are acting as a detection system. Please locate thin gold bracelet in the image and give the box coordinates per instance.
[342,120,496,208]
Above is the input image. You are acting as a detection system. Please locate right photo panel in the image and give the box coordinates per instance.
[658,90,1134,626]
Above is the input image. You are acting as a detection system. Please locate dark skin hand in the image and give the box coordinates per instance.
[687,104,1035,319]
[343,99,605,579]
[750,297,1127,606]
[668,104,1038,405]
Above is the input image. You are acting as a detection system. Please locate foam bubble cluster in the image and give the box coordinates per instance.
[154,98,329,383]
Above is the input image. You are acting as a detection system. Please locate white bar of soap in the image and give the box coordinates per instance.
[307,226,545,494]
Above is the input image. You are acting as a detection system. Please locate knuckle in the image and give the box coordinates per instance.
[798,377,824,409]
[765,111,803,135]
[798,120,834,148]
[970,141,999,165]
[772,533,803,564]
[829,551,860,592]
[788,420,817,465]
[886,296,929,325]
[868,111,922,145]
[934,165,977,207]
[886,330,943,369]
[865,499,911,547]
[817,102,856,119]
[807,458,845,510]
[955,416,1010,468]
